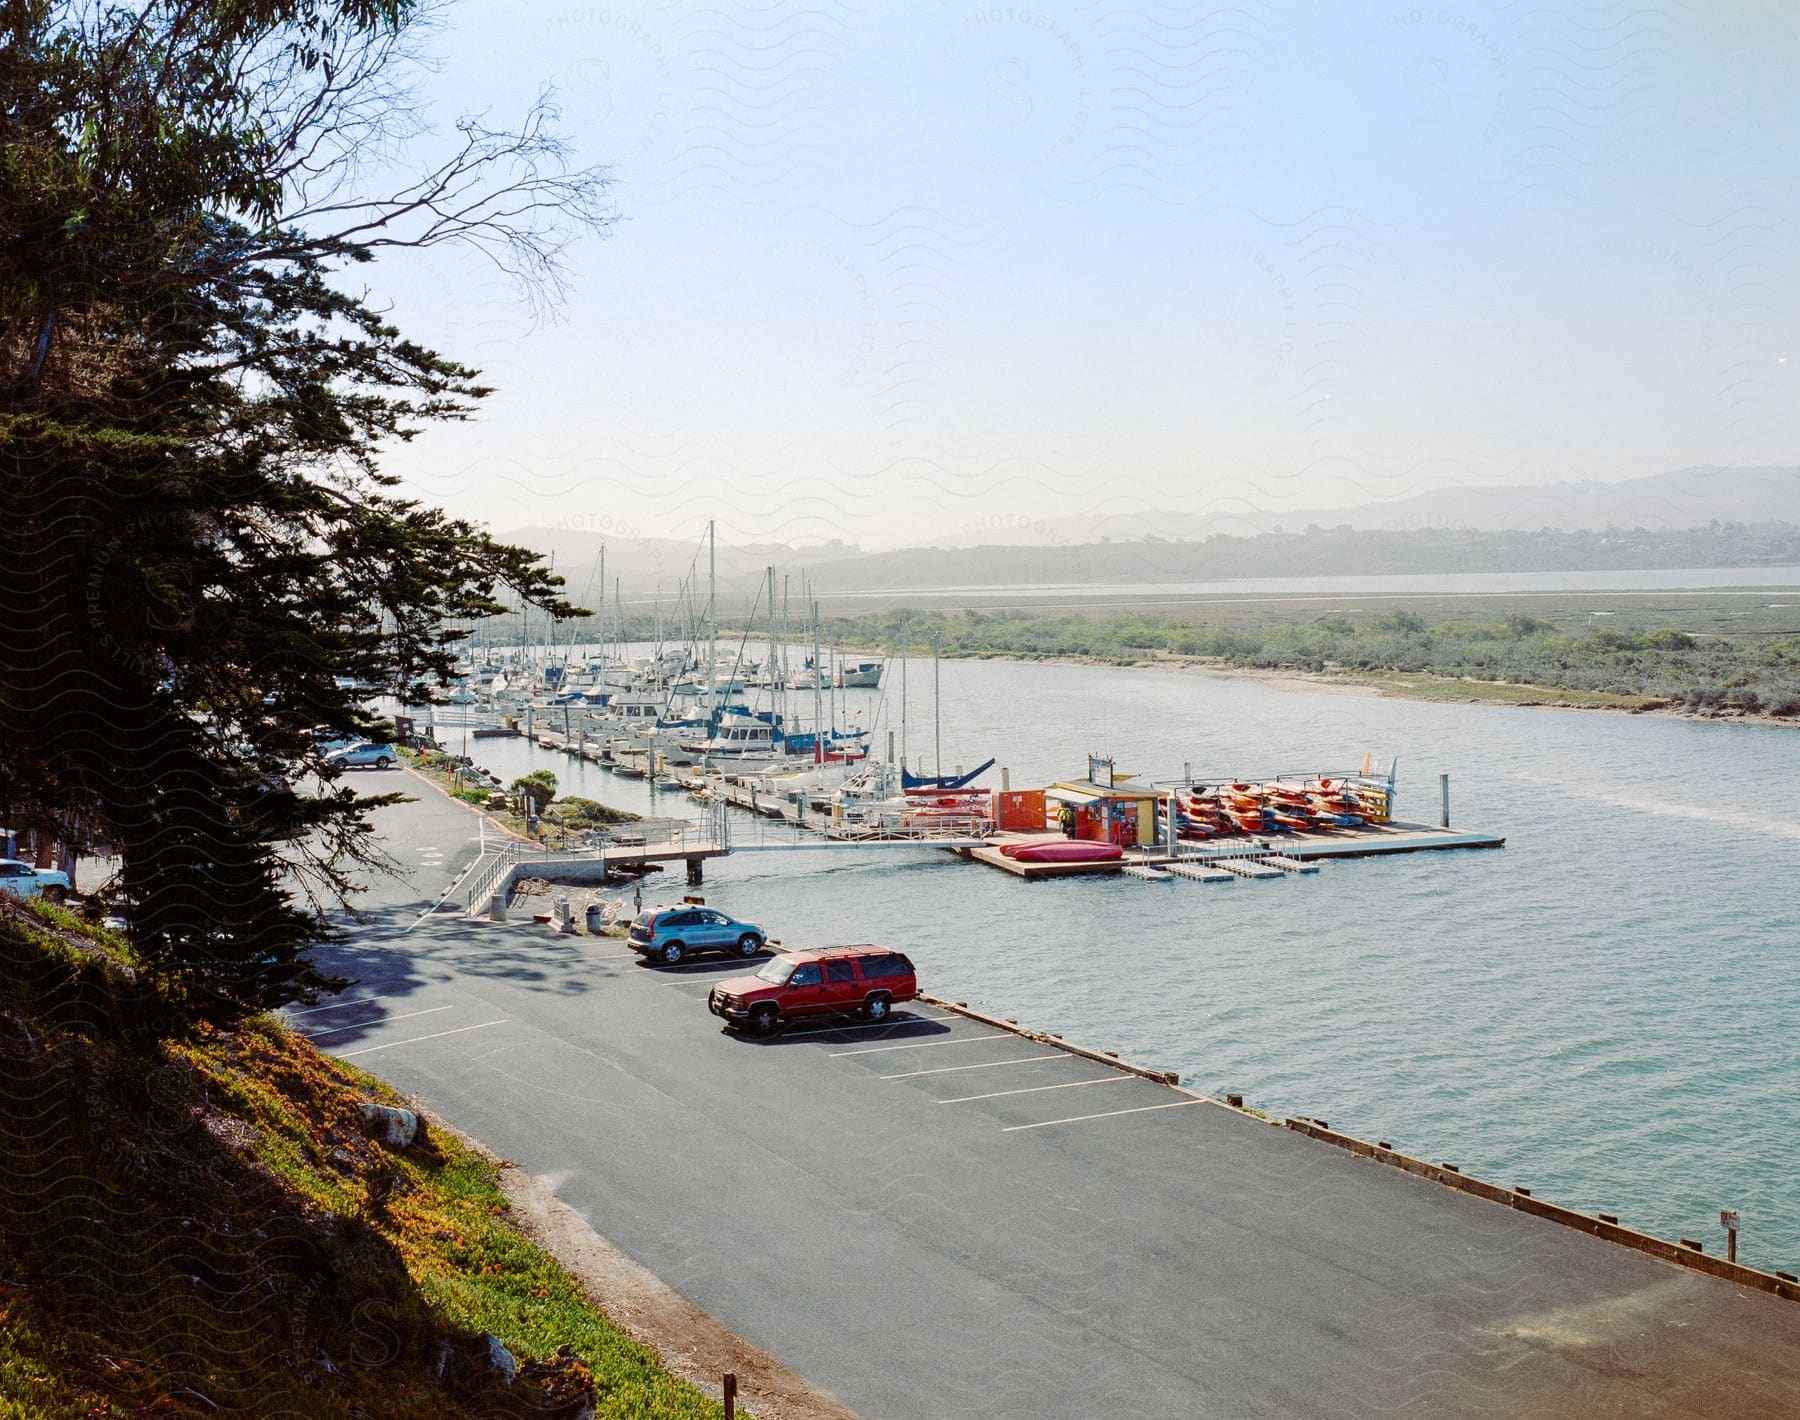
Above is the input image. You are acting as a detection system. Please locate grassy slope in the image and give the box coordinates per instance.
[0,897,726,1419]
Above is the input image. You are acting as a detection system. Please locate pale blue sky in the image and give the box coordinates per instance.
[367,1,1800,548]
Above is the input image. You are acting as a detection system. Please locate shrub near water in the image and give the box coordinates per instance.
[826,608,1800,714]
[0,898,726,1419]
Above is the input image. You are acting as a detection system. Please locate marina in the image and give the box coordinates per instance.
[396,648,1800,1272]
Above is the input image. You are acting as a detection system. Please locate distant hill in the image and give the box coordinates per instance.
[497,467,1800,603]
[918,466,1800,546]
[492,530,858,605]
[796,523,1800,594]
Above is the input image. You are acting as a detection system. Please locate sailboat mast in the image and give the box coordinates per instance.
[900,619,908,771]
[765,565,776,723]
[706,520,718,720]
[933,632,942,782]
[812,600,823,764]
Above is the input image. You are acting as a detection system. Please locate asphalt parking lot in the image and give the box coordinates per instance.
[300,788,1800,1420]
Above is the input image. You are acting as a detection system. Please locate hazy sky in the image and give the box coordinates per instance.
[368,1,1800,549]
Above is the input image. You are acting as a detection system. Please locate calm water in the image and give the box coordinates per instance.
[440,662,1800,1270]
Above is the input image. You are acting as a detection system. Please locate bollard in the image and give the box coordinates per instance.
[723,1372,737,1419]
[1226,1093,1244,1108]
[486,893,507,923]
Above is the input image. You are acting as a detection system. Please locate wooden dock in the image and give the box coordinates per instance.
[470,727,1507,883]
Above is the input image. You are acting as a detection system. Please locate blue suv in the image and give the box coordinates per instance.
[628,905,766,965]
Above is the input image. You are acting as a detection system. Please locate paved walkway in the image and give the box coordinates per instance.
[302,789,1800,1419]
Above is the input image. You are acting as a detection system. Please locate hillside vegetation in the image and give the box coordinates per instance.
[0,897,726,1418]
[831,608,1800,716]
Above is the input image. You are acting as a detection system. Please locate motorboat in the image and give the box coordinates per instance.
[835,659,883,688]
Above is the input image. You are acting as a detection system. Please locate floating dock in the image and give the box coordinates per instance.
[968,819,1503,880]
[1214,858,1284,880]
[1166,861,1236,883]
[967,842,1125,877]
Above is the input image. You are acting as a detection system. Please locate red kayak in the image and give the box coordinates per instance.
[999,841,1125,863]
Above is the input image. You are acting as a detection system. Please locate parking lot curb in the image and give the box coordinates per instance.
[1283,1117,1800,1304]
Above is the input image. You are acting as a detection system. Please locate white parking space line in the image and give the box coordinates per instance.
[287,994,399,1017]
[305,1005,452,1039]
[831,1034,1013,1057]
[879,1054,1071,1081]
[939,1076,1131,1105]
[1001,1099,1204,1133]
[338,1019,509,1059]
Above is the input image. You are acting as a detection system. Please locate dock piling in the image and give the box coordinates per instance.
[1440,773,1451,828]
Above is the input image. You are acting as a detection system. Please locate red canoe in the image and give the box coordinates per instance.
[999,841,1125,863]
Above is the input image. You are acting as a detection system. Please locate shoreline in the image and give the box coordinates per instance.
[858,646,1800,730]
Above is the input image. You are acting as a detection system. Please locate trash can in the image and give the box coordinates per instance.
[585,903,605,933]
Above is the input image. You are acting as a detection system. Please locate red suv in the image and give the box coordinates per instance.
[708,946,917,1035]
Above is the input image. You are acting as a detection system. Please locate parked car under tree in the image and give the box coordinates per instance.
[0,858,71,902]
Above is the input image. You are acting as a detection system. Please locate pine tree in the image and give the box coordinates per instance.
[0,0,611,1023]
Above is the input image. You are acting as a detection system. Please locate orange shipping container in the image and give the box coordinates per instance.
[995,789,1047,832]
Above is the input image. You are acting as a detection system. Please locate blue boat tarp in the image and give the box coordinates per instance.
[901,757,996,791]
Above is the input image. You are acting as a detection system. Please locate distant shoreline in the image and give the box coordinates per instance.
[850,645,1800,730]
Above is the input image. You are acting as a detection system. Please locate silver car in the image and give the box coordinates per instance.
[627,905,766,965]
